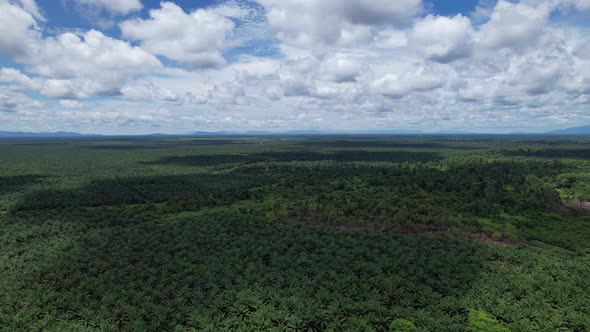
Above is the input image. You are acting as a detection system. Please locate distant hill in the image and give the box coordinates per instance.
[189,130,329,136]
[8,128,579,137]
[0,131,90,138]
[189,130,424,136]
[0,129,428,138]
[547,125,590,135]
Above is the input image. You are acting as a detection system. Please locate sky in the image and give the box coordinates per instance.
[0,0,589,134]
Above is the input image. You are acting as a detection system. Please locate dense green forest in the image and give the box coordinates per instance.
[0,135,589,331]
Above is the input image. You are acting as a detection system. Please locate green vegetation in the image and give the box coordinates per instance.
[0,135,589,331]
[467,310,509,332]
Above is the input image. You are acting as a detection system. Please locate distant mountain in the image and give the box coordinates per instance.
[0,131,91,138]
[8,128,581,137]
[431,130,474,134]
[145,133,184,137]
[330,130,424,135]
[243,130,275,135]
[547,125,590,135]
[189,131,243,136]
[187,130,425,136]
[189,130,311,136]
[1,130,428,138]
[189,130,326,136]
[284,130,325,135]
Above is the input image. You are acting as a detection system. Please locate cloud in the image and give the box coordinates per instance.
[121,82,179,102]
[2,0,590,133]
[319,55,365,82]
[32,30,160,81]
[121,80,210,105]
[409,15,473,63]
[0,1,162,99]
[555,0,590,10]
[59,99,85,109]
[15,0,44,21]
[69,0,142,15]
[55,107,175,128]
[270,55,366,102]
[0,67,37,90]
[344,0,423,26]
[208,80,248,105]
[0,90,42,113]
[370,70,444,99]
[118,55,282,107]
[27,30,161,99]
[517,60,564,96]
[477,1,550,52]
[577,43,590,60]
[120,2,235,69]
[257,0,422,47]
[0,0,39,59]
[210,1,251,18]
[39,79,88,99]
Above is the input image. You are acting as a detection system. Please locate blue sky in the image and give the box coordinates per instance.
[0,0,589,134]
[42,0,482,26]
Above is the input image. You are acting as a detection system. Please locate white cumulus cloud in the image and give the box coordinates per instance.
[409,15,473,63]
[120,2,235,69]
[0,0,39,59]
[257,0,422,47]
[477,1,550,52]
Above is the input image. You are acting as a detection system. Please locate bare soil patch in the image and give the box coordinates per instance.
[277,212,539,248]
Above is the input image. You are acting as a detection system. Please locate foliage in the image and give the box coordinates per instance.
[0,135,589,331]
[389,319,417,331]
[467,310,510,332]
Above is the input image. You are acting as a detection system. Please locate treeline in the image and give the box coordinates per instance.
[502,148,590,159]
[146,150,441,168]
[237,158,565,224]
[11,174,271,212]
